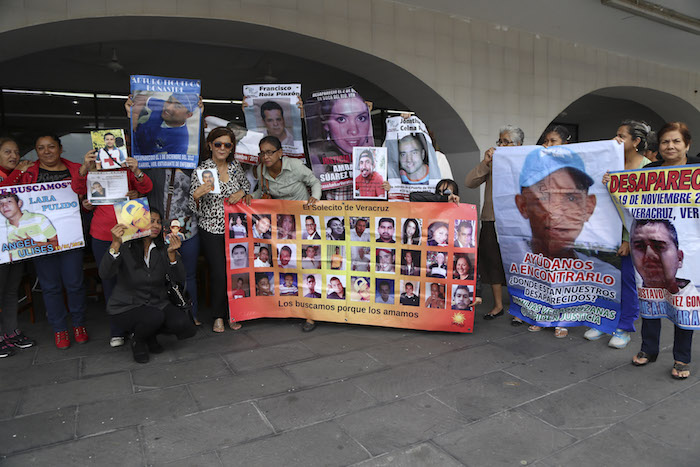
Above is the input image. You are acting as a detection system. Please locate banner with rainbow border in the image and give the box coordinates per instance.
[225,200,478,333]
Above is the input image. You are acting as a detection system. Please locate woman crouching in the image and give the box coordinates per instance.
[99,208,196,363]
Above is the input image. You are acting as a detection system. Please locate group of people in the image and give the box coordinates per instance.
[468,120,695,380]
[0,85,694,377]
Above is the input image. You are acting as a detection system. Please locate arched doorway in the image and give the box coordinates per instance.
[0,16,480,201]
[539,86,700,146]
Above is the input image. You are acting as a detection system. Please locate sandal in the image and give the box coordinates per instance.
[511,318,524,327]
[212,318,225,333]
[554,327,568,338]
[671,362,691,380]
[528,325,542,332]
[632,351,658,366]
[229,321,242,331]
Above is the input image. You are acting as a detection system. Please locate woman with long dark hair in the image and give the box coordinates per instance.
[100,208,196,363]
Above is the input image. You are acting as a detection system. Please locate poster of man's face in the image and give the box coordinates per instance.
[279,272,299,296]
[229,243,249,270]
[254,243,272,266]
[301,215,321,240]
[277,244,297,269]
[376,248,396,274]
[451,285,474,310]
[259,100,291,141]
[506,146,611,259]
[376,217,396,243]
[454,220,475,248]
[253,214,272,239]
[350,217,370,241]
[397,134,429,185]
[130,76,201,162]
[325,216,346,241]
[255,272,274,296]
[353,147,388,200]
[231,273,250,299]
[303,274,322,298]
[630,219,685,292]
[375,279,395,304]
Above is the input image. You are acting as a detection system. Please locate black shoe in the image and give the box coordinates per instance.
[146,336,164,354]
[131,340,149,363]
[483,310,504,320]
[302,321,317,332]
[510,318,524,327]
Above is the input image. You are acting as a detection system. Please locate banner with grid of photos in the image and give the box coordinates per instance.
[225,200,478,333]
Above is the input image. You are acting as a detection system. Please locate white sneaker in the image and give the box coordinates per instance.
[608,329,631,349]
[110,337,125,347]
[583,327,606,341]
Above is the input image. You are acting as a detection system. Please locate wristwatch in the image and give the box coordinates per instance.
[135,171,145,179]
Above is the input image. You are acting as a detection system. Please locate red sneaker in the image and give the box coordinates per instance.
[55,330,70,350]
[73,326,89,344]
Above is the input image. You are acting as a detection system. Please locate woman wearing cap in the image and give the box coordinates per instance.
[190,127,250,334]
[466,126,524,324]
[587,120,652,348]
[244,135,321,332]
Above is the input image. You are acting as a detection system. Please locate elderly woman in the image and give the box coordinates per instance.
[189,127,250,334]
[466,125,524,324]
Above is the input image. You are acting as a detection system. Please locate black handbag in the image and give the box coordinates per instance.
[163,249,196,326]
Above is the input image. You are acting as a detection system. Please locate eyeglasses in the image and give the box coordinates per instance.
[259,149,280,157]
[213,142,233,149]
[496,139,515,146]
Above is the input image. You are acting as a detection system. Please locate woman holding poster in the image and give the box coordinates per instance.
[244,135,322,332]
[190,127,250,334]
[0,137,35,355]
[586,120,652,349]
[13,135,90,349]
[73,138,153,348]
[631,122,695,379]
[100,208,196,363]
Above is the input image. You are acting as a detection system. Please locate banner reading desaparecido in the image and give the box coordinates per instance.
[492,141,624,333]
[130,75,201,169]
[385,116,442,201]
[608,165,700,330]
[0,181,84,264]
[224,199,479,333]
[304,87,374,192]
[243,84,304,161]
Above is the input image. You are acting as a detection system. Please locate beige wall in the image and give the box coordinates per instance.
[2,0,699,154]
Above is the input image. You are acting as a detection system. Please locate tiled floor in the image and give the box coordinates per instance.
[1,293,699,466]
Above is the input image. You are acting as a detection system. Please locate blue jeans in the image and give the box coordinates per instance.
[618,255,640,332]
[33,248,87,332]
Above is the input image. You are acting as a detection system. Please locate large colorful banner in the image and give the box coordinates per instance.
[224,200,479,332]
[243,84,304,161]
[304,87,374,192]
[493,141,624,333]
[0,181,84,263]
[608,165,700,330]
[130,75,201,169]
[385,116,443,201]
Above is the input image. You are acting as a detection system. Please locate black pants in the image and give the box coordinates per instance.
[641,318,694,363]
[199,229,228,320]
[110,304,197,343]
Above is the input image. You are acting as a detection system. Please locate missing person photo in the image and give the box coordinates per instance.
[252,214,272,239]
[229,243,249,270]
